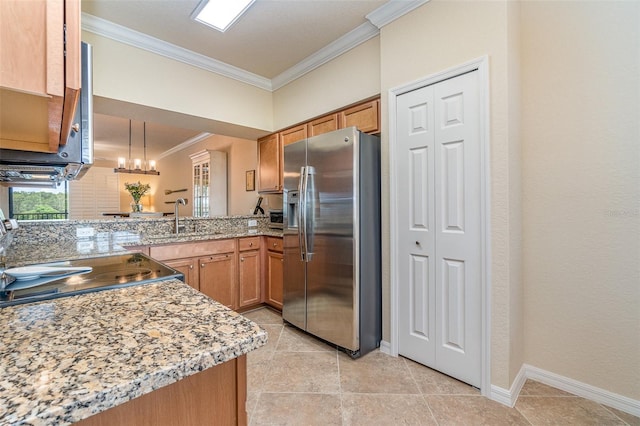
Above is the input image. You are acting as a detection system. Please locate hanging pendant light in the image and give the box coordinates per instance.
[114,120,160,175]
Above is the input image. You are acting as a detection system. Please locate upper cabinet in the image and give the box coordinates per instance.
[257,133,282,193]
[281,124,307,147]
[308,113,341,138]
[257,96,380,193]
[0,0,81,153]
[340,99,380,134]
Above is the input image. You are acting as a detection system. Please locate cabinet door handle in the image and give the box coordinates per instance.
[249,242,253,247]
[189,265,193,270]
[273,243,277,247]
[201,263,205,268]
[240,257,244,262]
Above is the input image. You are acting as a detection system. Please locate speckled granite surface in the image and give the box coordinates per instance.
[0,279,267,426]
[3,216,282,267]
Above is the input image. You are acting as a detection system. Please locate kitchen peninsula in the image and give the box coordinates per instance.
[0,215,279,425]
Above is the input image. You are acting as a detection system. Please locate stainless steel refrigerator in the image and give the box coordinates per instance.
[282,127,381,358]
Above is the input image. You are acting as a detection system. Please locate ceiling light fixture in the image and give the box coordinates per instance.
[114,120,160,176]
[191,0,256,33]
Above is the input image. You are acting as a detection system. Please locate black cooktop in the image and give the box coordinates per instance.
[0,253,184,308]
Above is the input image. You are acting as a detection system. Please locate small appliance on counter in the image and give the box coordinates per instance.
[268,208,283,229]
[0,253,183,308]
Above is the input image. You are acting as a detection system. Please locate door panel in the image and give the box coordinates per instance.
[283,140,307,329]
[397,85,436,365]
[199,253,236,310]
[433,72,481,387]
[397,71,481,388]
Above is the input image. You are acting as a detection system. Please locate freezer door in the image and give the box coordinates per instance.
[282,140,307,330]
[305,127,358,351]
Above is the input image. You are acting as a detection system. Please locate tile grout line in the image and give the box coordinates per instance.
[401,356,441,426]
[337,350,346,426]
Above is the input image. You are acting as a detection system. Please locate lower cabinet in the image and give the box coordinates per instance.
[238,237,261,308]
[163,258,198,290]
[265,237,283,310]
[200,253,236,309]
[149,237,264,311]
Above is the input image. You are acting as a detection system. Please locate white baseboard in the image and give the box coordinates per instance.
[491,365,527,407]
[490,364,640,418]
[379,340,392,355]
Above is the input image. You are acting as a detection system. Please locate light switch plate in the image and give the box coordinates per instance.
[248,219,257,227]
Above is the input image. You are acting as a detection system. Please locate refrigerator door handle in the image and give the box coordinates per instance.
[305,166,316,261]
[298,166,307,261]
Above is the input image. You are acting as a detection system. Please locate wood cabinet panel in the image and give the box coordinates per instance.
[199,253,236,309]
[76,356,246,426]
[164,258,199,290]
[0,0,80,152]
[340,99,380,134]
[281,124,307,146]
[257,133,282,193]
[266,251,283,310]
[308,113,341,137]
[150,239,236,261]
[238,250,261,308]
[266,237,283,253]
[238,236,261,251]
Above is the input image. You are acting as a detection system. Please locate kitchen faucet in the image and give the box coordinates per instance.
[174,198,187,234]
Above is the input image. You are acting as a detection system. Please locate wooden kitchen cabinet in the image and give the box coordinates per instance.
[200,253,236,309]
[150,239,237,308]
[265,237,283,310]
[257,133,282,193]
[164,258,199,290]
[238,237,261,308]
[0,0,80,152]
[281,124,307,146]
[257,97,379,194]
[340,99,380,134]
[308,113,341,137]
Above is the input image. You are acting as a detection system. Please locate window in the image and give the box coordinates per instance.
[9,183,69,220]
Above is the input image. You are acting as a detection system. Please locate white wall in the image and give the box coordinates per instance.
[154,134,258,216]
[272,37,381,129]
[521,1,640,400]
[82,31,274,132]
[380,0,522,390]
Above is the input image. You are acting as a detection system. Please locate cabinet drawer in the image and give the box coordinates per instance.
[150,239,236,260]
[239,236,261,251]
[266,237,283,253]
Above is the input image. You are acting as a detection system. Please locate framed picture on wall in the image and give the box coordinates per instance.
[246,170,255,191]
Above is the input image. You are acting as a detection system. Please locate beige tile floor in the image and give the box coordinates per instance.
[243,307,640,426]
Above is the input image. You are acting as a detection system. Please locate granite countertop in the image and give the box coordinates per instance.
[0,278,267,426]
[4,229,284,267]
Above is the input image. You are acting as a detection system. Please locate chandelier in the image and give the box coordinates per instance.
[114,120,160,175]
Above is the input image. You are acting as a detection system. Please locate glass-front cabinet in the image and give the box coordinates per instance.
[190,150,227,217]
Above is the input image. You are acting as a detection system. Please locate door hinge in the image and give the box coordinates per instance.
[63,24,67,57]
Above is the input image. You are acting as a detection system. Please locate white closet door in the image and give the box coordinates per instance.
[397,84,437,367]
[396,71,482,387]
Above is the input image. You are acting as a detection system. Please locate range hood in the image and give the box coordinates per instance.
[0,42,93,188]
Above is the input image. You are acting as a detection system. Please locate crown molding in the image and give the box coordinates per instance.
[271,21,379,91]
[82,1,429,93]
[81,13,272,91]
[157,132,213,159]
[366,0,430,29]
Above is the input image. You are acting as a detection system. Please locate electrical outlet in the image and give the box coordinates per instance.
[248,219,257,227]
[76,227,95,238]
